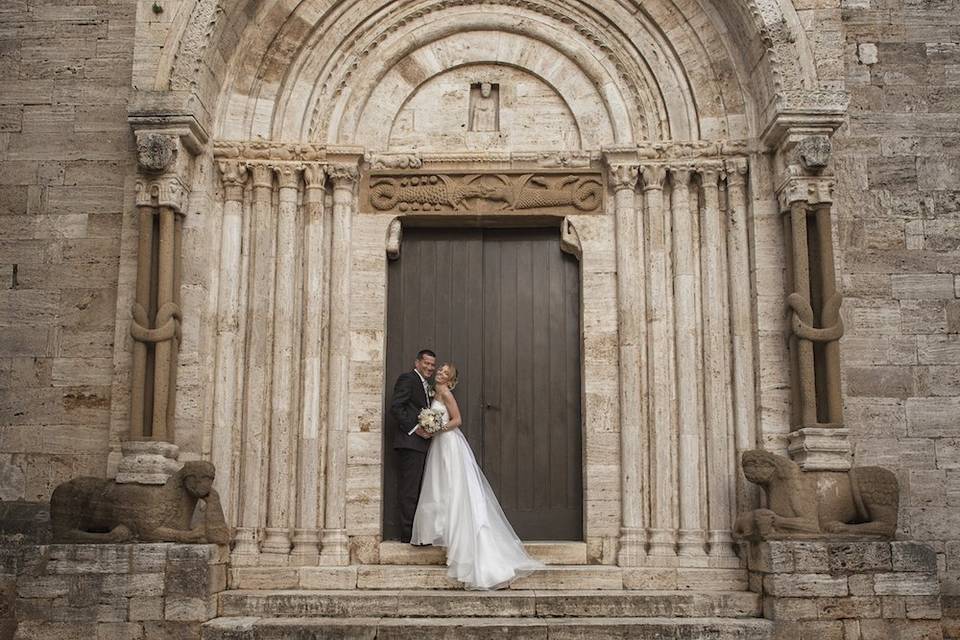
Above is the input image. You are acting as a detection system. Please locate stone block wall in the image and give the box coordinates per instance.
[11,543,226,640]
[747,540,943,639]
[0,0,136,513]
[835,0,960,636]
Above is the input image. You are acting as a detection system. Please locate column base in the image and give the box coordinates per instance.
[617,527,647,566]
[677,529,707,556]
[230,527,260,566]
[319,528,350,566]
[114,440,180,484]
[260,527,292,559]
[708,530,738,557]
[787,426,851,471]
[290,528,321,566]
[647,528,677,557]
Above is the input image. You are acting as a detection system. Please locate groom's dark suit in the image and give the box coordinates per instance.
[389,370,431,542]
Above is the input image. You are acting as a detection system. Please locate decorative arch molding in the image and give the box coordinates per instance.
[158,0,830,143]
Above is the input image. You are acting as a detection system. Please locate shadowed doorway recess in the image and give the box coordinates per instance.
[383,226,583,541]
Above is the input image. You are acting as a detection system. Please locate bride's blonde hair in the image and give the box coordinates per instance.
[441,362,459,390]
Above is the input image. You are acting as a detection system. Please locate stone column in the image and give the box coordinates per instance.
[211,160,248,522]
[609,163,647,565]
[261,164,303,562]
[699,164,737,558]
[151,197,182,443]
[724,158,759,510]
[292,164,330,566]
[670,166,706,557]
[129,182,155,439]
[642,165,676,558]
[319,164,358,566]
[233,162,277,565]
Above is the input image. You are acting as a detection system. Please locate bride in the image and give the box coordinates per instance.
[411,363,544,589]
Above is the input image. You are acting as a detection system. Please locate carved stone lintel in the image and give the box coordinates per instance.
[366,172,602,214]
[787,427,851,471]
[607,164,638,192]
[386,218,402,260]
[137,132,178,174]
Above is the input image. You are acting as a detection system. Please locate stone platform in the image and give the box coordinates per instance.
[746,540,944,640]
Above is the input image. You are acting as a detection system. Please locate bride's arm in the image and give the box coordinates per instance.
[438,387,462,431]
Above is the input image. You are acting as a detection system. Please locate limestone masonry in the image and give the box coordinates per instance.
[0,0,959,637]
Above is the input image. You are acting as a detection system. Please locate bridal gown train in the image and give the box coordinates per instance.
[411,398,544,589]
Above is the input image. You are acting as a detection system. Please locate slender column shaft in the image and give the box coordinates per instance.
[130,186,154,440]
[789,200,817,427]
[642,165,676,557]
[700,165,736,557]
[610,164,646,565]
[292,164,329,566]
[670,167,706,557]
[815,203,843,424]
[151,204,176,441]
[319,165,358,566]
[724,160,759,511]
[234,163,277,564]
[262,165,302,560]
[212,161,248,524]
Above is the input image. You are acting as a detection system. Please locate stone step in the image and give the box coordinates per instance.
[378,541,588,565]
[357,565,624,590]
[202,616,774,640]
[218,589,763,619]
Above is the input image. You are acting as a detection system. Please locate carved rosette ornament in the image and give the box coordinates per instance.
[136,132,178,174]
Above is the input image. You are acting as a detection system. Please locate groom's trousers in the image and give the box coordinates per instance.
[397,448,427,543]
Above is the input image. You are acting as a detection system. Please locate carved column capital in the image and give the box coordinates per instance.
[153,176,188,214]
[607,164,638,192]
[724,158,748,187]
[696,163,723,186]
[640,165,667,191]
[328,164,359,186]
[303,164,327,191]
[249,163,274,191]
[217,160,248,202]
[273,164,302,191]
[777,176,834,212]
[669,165,693,186]
[134,180,153,208]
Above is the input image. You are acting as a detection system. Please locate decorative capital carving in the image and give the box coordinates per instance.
[134,180,153,208]
[136,132,178,174]
[249,163,274,190]
[272,163,302,190]
[153,177,187,213]
[329,164,360,185]
[724,158,749,186]
[697,163,723,187]
[303,164,327,191]
[641,165,667,191]
[669,165,693,186]
[217,160,247,202]
[607,164,638,192]
[777,177,834,210]
[796,135,831,174]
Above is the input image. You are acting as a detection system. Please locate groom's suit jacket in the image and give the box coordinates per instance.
[389,371,431,453]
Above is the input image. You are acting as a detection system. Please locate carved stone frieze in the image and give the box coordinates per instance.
[366,152,423,170]
[365,171,603,214]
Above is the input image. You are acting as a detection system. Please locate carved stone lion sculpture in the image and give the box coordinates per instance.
[51,460,231,544]
[734,449,898,540]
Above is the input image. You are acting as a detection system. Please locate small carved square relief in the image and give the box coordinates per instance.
[468,82,500,132]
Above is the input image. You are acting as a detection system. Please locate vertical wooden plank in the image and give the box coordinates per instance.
[564,250,582,523]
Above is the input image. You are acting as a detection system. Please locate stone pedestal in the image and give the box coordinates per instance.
[746,540,943,639]
[114,441,181,485]
[12,543,226,640]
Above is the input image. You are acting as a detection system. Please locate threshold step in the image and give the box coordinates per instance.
[218,589,762,618]
[378,541,587,565]
[202,616,774,640]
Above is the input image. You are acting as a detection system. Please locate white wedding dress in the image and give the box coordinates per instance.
[411,398,544,589]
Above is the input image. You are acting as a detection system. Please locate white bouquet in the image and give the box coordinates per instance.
[408,407,445,436]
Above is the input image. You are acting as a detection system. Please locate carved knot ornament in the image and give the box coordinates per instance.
[797,135,832,173]
[136,133,179,174]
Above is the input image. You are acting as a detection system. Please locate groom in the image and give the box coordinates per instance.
[389,349,436,543]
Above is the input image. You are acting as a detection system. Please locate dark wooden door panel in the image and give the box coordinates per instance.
[383,226,582,541]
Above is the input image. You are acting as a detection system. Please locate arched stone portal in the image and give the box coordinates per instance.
[114,0,850,576]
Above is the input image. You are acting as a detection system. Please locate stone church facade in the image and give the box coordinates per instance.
[0,0,959,637]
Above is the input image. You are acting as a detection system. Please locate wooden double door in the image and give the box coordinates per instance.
[382,226,583,541]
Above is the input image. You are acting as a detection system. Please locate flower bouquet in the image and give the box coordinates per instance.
[407,407,445,436]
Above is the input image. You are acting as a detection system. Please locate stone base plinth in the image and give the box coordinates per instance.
[746,540,943,639]
[12,543,227,640]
